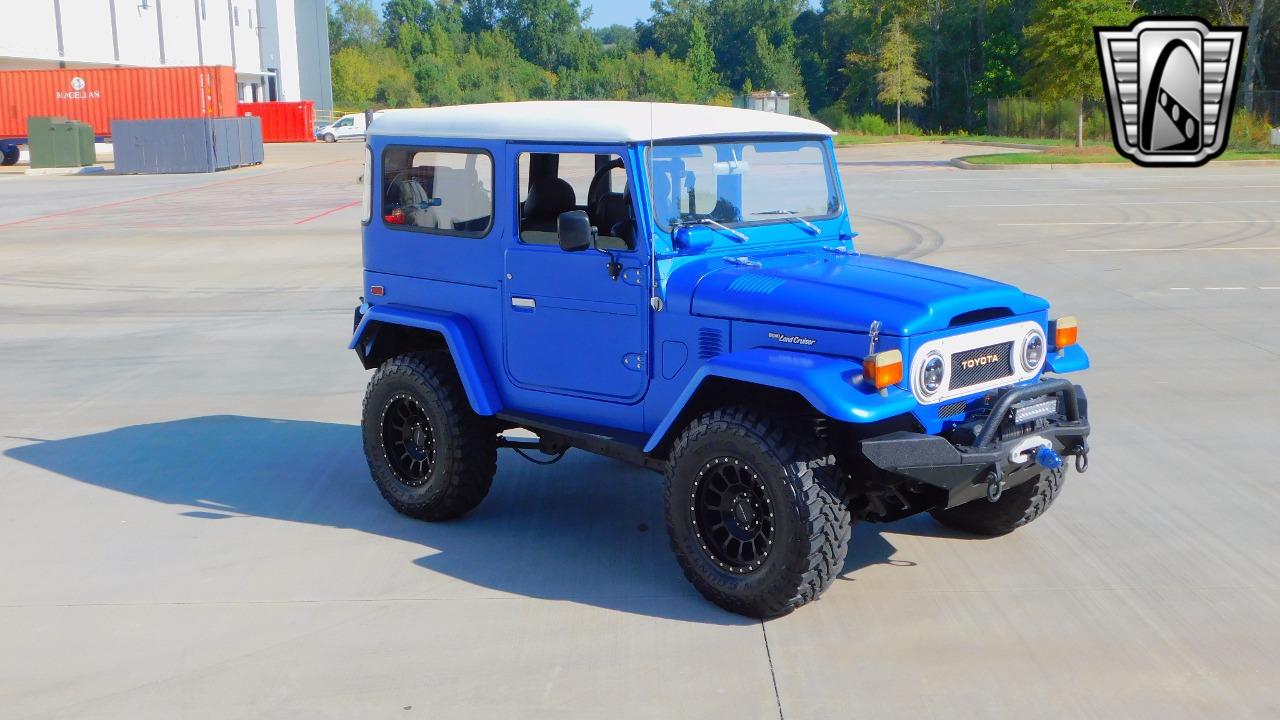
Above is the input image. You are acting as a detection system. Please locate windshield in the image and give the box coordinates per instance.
[647,139,840,232]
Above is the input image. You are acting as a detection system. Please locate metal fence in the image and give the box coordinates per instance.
[984,98,1111,141]
[1241,90,1279,125]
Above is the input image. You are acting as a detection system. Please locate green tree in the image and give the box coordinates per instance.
[876,18,931,134]
[687,18,719,97]
[331,46,382,107]
[973,30,1022,125]
[1024,0,1136,147]
[328,0,380,50]
[490,0,595,71]
[380,0,435,46]
[638,0,709,59]
[593,24,638,52]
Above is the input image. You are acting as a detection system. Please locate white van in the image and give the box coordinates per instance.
[317,112,381,142]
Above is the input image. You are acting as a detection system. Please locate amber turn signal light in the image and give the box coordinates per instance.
[862,349,903,390]
[1051,316,1078,349]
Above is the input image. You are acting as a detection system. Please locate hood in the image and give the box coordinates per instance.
[689,252,1048,336]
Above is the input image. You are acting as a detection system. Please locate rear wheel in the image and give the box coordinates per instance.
[1,144,19,166]
[930,467,1066,536]
[362,352,497,520]
[665,407,852,618]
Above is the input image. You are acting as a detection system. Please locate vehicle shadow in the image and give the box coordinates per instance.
[4,415,950,622]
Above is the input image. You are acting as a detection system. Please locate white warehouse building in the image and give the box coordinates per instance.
[0,0,333,112]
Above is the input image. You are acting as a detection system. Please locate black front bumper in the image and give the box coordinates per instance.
[860,378,1090,509]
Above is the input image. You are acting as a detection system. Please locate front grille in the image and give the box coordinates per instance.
[937,401,968,419]
[949,341,1013,390]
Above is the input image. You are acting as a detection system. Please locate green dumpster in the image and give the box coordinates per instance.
[27,117,95,168]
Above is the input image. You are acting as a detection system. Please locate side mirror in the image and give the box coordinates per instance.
[557,210,595,252]
[672,225,713,252]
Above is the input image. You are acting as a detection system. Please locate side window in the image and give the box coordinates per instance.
[335,117,353,128]
[516,151,633,250]
[382,147,494,236]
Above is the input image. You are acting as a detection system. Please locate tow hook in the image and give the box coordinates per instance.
[1074,444,1090,473]
[985,468,1005,503]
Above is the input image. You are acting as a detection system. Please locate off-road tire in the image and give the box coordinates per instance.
[322,132,336,143]
[664,407,853,618]
[1,144,19,166]
[362,352,497,520]
[930,467,1066,536]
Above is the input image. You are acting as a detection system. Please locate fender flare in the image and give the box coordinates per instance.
[350,305,502,416]
[1045,344,1090,374]
[643,348,919,453]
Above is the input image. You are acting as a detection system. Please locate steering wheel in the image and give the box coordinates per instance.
[586,158,626,217]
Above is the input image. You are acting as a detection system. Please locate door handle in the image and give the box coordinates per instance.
[511,297,535,310]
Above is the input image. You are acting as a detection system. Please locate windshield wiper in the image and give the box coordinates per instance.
[674,217,749,243]
[751,209,820,235]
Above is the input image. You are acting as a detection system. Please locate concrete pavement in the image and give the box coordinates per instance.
[1,141,1278,719]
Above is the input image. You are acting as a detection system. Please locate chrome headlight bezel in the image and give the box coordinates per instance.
[1020,328,1046,372]
[918,351,945,396]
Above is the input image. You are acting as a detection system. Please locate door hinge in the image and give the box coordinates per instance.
[622,353,645,372]
[620,267,644,286]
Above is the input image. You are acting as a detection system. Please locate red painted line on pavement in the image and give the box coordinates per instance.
[295,200,360,225]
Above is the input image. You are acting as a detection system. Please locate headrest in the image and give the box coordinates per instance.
[524,177,576,220]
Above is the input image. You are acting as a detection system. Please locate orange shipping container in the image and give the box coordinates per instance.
[237,101,315,143]
[0,66,237,138]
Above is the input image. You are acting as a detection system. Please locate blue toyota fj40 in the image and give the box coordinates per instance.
[351,102,1091,617]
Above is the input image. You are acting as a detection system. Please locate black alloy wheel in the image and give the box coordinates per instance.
[381,393,437,487]
[690,457,775,574]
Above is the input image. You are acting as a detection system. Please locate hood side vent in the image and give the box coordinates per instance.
[698,328,724,360]
[949,307,1013,328]
[727,274,786,295]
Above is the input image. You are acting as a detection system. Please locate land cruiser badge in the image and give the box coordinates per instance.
[1095,17,1246,167]
[768,332,816,347]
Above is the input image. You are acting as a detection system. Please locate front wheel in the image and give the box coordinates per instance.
[930,467,1066,536]
[1,144,19,166]
[664,408,852,618]
[362,352,497,520]
[322,132,336,143]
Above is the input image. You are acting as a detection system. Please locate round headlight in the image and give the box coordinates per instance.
[920,353,945,395]
[1021,330,1045,372]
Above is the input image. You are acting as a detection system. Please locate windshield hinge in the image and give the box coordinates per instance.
[622,353,645,372]
[723,256,762,268]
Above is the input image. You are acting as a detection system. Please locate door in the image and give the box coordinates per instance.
[502,147,649,403]
[333,115,359,139]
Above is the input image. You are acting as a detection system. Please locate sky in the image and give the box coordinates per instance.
[581,0,653,27]
[367,0,654,28]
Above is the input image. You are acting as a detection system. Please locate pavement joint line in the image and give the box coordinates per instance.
[952,199,1280,208]
[925,184,1280,194]
[760,621,785,720]
[1065,247,1280,252]
[1008,220,1278,226]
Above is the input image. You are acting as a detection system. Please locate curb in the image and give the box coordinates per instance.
[941,139,1058,151]
[24,165,109,176]
[835,138,941,148]
[950,157,1280,170]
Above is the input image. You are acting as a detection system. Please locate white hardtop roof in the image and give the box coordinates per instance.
[368,101,835,143]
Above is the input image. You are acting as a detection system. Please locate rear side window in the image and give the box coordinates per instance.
[382,147,494,236]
